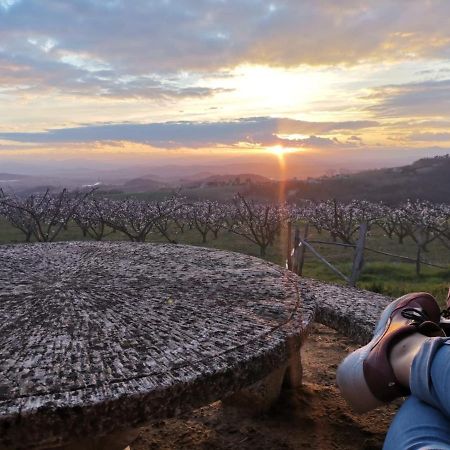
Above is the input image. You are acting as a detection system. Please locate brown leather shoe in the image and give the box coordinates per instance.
[337,292,444,413]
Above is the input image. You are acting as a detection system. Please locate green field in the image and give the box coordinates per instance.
[1,217,448,304]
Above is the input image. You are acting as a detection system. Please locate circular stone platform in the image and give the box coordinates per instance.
[0,242,315,449]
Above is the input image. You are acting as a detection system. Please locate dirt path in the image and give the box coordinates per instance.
[132,324,401,450]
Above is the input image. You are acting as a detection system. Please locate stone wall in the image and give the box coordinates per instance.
[299,278,392,345]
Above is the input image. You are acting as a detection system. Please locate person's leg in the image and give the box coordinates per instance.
[384,337,450,449]
[383,396,450,450]
[409,338,450,418]
[337,292,450,448]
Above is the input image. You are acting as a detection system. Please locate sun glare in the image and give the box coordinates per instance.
[269,145,285,155]
[267,145,299,156]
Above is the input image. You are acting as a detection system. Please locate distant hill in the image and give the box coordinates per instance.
[247,155,450,204]
[2,156,448,204]
[182,173,271,188]
[0,173,71,193]
[122,177,168,192]
[0,173,29,182]
[178,171,215,183]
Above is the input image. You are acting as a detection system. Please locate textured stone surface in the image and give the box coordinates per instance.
[0,242,315,449]
[299,278,392,345]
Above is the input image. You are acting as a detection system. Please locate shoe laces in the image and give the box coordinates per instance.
[401,307,431,325]
[401,307,445,337]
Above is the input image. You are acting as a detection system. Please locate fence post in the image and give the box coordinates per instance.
[297,222,309,276]
[286,221,292,270]
[415,229,426,276]
[292,226,300,274]
[350,222,368,286]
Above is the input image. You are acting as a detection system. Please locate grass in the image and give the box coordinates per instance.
[0,218,448,304]
[295,228,449,304]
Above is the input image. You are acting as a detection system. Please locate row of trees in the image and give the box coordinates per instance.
[1,190,449,262]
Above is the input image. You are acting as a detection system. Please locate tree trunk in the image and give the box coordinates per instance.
[416,245,422,276]
[286,222,292,270]
[350,222,368,286]
[297,223,309,276]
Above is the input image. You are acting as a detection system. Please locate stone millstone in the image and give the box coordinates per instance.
[0,242,315,449]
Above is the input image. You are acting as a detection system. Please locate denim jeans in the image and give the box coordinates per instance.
[384,338,450,450]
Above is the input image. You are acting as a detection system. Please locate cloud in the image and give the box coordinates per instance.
[365,79,450,117]
[0,117,377,148]
[409,132,450,141]
[346,135,363,145]
[287,135,344,148]
[0,50,225,99]
[395,120,450,130]
[0,0,449,100]
[275,119,378,135]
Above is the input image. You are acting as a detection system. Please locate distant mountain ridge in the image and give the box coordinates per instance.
[247,155,450,204]
[182,173,271,188]
[123,177,168,191]
[0,173,29,181]
[1,155,448,204]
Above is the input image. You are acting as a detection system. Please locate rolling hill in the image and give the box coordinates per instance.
[246,155,450,204]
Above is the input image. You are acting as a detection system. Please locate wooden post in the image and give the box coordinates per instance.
[350,222,368,286]
[415,229,426,277]
[292,226,300,274]
[416,245,422,276]
[297,222,309,276]
[286,221,292,270]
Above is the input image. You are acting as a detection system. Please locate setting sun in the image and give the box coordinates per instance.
[267,145,300,156]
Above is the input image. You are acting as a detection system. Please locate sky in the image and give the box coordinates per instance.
[1,0,450,179]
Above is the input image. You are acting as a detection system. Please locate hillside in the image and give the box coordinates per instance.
[247,155,450,204]
[123,177,168,192]
[181,173,271,188]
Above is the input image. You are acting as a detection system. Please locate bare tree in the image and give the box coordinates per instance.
[152,196,186,243]
[306,199,381,244]
[229,194,284,257]
[188,200,226,243]
[0,188,92,242]
[376,205,410,244]
[0,190,35,242]
[399,200,449,275]
[103,196,184,243]
[74,197,115,241]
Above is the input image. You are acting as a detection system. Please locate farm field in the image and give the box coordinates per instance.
[1,217,448,304]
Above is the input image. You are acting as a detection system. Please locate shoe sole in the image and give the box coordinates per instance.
[336,295,409,413]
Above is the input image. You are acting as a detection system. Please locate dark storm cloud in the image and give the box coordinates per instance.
[0,117,379,148]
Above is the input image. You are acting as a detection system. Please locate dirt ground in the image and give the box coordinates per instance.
[132,324,401,450]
